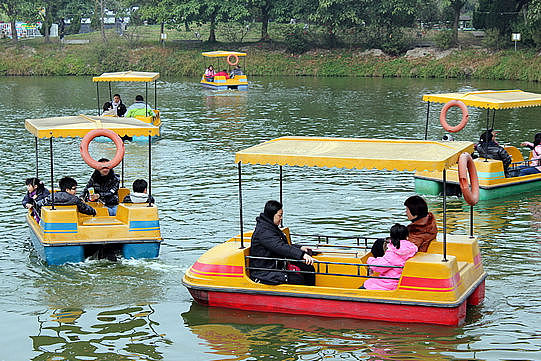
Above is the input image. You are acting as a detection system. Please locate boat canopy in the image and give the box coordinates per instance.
[25,115,160,139]
[235,137,474,172]
[423,90,541,109]
[92,71,160,82]
[202,51,247,58]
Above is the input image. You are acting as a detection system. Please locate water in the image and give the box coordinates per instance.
[0,76,539,360]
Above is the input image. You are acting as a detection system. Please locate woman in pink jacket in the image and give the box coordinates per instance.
[519,132,541,176]
[362,224,418,290]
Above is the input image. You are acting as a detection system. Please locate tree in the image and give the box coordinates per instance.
[446,0,467,46]
[0,0,35,42]
[473,0,531,36]
[308,0,364,47]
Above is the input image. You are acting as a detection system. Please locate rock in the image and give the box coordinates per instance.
[404,46,455,59]
[358,49,386,57]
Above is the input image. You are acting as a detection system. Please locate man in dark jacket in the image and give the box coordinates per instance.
[82,158,120,216]
[475,129,513,177]
[249,200,316,285]
[37,177,96,216]
[111,94,127,117]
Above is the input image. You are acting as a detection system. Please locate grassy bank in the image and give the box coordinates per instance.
[1,38,540,81]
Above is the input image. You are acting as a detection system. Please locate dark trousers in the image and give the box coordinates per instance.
[287,262,316,286]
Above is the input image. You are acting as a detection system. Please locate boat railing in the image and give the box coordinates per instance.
[290,233,377,250]
[245,256,401,280]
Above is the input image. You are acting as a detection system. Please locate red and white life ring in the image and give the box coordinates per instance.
[458,152,479,206]
[80,129,125,170]
[227,54,239,66]
[440,100,469,133]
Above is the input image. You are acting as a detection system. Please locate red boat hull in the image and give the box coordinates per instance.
[187,284,487,326]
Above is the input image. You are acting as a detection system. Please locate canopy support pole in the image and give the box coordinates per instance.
[483,109,490,162]
[49,138,55,210]
[238,162,244,249]
[470,205,474,238]
[108,81,112,102]
[96,82,101,116]
[148,135,152,207]
[145,82,149,116]
[280,165,283,227]
[121,139,125,188]
[442,169,447,262]
[424,101,430,140]
[491,109,496,129]
[35,137,39,178]
[154,80,157,110]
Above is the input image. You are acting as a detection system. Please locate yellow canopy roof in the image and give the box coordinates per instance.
[92,71,160,82]
[202,51,247,58]
[423,90,541,109]
[25,115,160,138]
[235,137,475,172]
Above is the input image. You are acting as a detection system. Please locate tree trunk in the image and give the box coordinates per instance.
[184,20,190,32]
[10,19,18,43]
[260,10,269,41]
[99,0,107,43]
[451,0,465,46]
[160,22,164,45]
[208,15,216,42]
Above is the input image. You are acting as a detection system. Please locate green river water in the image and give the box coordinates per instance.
[0,76,539,360]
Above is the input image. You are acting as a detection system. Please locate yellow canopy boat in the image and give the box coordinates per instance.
[183,137,486,326]
[92,71,162,138]
[200,51,248,90]
[416,90,541,200]
[25,115,162,265]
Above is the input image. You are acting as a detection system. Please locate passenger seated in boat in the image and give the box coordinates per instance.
[36,177,96,216]
[204,65,215,81]
[214,69,230,79]
[370,238,388,258]
[122,179,155,204]
[22,177,50,222]
[362,224,417,290]
[404,195,437,252]
[82,159,120,216]
[102,102,116,116]
[475,129,512,177]
[249,200,316,286]
[518,132,541,176]
[230,65,243,78]
[111,94,127,117]
[126,95,154,118]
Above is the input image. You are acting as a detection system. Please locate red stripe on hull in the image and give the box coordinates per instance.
[192,262,243,274]
[190,269,243,278]
[189,289,467,326]
[400,273,461,289]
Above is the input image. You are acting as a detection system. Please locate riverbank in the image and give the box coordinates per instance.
[1,41,540,81]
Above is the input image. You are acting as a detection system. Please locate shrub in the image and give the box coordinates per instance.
[482,28,508,50]
[434,30,454,50]
[279,25,311,54]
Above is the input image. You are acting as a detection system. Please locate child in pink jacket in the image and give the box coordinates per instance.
[519,132,541,176]
[363,224,418,290]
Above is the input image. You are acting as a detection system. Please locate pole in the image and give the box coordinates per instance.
[238,162,244,249]
[145,82,148,116]
[96,82,100,116]
[154,80,157,110]
[108,81,112,101]
[279,165,283,227]
[50,138,55,210]
[442,169,447,261]
[35,137,39,178]
[424,101,430,140]
[148,135,152,207]
[121,139,125,188]
[470,205,474,238]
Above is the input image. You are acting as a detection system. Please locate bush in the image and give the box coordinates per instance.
[279,25,311,54]
[482,28,508,50]
[434,30,454,50]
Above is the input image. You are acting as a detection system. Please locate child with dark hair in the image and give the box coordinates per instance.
[404,195,438,252]
[370,238,388,258]
[82,158,120,216]
[22,177,50,222]
[36,177,96,216]
[362,224,417,290]
[102,101,116,116]
[122,179,155,203]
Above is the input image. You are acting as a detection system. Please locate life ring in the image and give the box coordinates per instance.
[458,152,479,206]
[440,100,469,133]
[227,54,239,66]
[80,129,125,170]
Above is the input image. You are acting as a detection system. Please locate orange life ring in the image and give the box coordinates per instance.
[458,152,479,206]
[80,129,125,170]
[440,100,469,133]
[227,54,239,66]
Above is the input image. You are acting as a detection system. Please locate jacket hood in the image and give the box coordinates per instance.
[388,239,418,258]
[130,192,149,203]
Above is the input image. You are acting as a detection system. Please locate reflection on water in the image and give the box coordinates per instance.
[32,304,170,361]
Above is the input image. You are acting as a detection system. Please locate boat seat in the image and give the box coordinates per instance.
[82,216,124,226]
[118,187,130,202]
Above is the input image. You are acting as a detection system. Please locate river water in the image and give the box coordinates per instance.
[0,76,539,360]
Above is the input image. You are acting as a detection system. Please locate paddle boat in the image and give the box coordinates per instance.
[92,71,161,141]
[183,137,486,326]
[415,90,541,200]
[200,51,248,90]
[25,115,162,265]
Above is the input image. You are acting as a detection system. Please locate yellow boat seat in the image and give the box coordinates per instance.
[118,187,130,202]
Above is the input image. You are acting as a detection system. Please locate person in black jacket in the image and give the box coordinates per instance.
[22,177,51,222]
[82,158,120,216]
[36,177,96,216]
[249,200,316,286]
[111,94,127,117]
[475,129,513,177]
